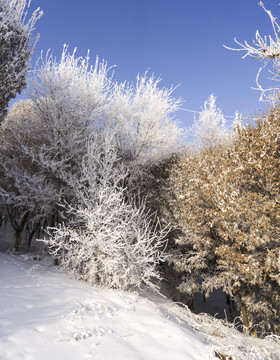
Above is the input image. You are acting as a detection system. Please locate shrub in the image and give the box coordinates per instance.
[170,108,280,335]
[45,132,167,291]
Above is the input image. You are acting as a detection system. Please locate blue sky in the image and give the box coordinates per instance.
[25,0,280,128]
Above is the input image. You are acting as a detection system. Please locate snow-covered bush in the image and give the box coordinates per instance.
[46,132,167,291]
[0,0,42,121]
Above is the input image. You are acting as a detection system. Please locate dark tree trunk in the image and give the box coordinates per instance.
[6,206,29,252]
[13,229,22,252]
[27,221,41,249]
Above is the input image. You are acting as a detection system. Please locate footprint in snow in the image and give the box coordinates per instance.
[58,326,108,342]
[26,264,45,275]
[64,301,119,322]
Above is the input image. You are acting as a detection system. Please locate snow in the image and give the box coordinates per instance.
[1,252,279,360]
[0,252,213,360]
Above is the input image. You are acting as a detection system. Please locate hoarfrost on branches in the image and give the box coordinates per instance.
[0,0,42,121]
[189,94,231,149]
[45,132,168,291]
[225,2,280,104]
[106,72,184,168]
[0,46,181,281]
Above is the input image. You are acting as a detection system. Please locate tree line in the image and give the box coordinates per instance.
[0,0,279,337]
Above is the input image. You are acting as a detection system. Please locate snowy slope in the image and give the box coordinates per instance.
[0,253,214,360]
[1,252,279,360]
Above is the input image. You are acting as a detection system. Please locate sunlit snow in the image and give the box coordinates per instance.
[0,253,213,360]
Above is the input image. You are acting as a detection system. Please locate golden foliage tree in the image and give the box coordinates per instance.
[170,108,280,335]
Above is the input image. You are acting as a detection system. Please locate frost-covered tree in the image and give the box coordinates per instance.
[0,100,59,250]
[170,107,280,335]
[189,94,230,149]
[105,73,184,222]
[102,74,183,218]
[0,0,42,122]
[0,47,112,250]
[27,47,182,185]
[106,73,183,167]
[226,1,280,104]
[26,46,111,180]
[45,131,167,291]
[0,45,183,264]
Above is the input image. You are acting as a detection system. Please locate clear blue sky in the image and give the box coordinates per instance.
[25,0,279,128]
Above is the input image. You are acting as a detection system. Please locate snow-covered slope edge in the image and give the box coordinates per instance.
[0,253,279,360]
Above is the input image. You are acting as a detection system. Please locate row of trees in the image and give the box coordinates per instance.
[0,1,183,294]
[0,43,183,291]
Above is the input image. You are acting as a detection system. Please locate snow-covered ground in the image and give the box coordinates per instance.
[0,252,213,360]
[0,252,279,360]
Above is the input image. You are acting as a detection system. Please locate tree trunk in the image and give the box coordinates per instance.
[27,221,40,249]
[6,206,29,252]
[241,302,250,334]
[13,229,21,252]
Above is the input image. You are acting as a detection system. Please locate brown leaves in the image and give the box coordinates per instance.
[170,106,280,332]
